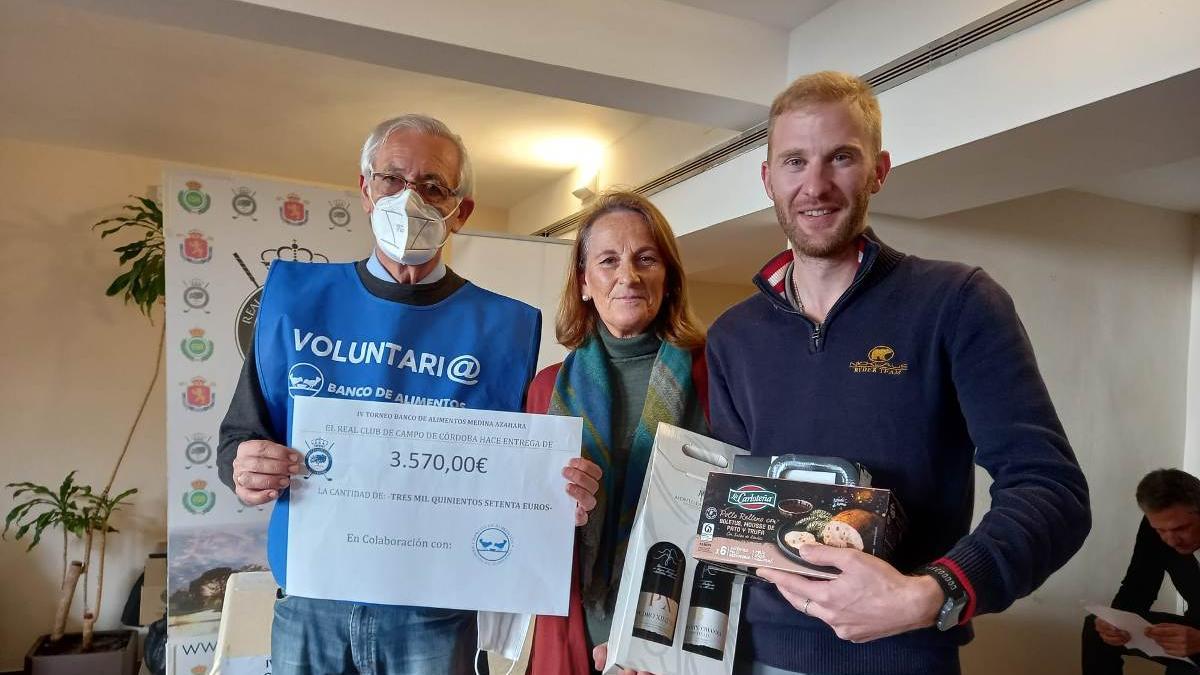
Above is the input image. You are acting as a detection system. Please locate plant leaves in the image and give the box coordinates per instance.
[105,269,135,297]
[94,196,164,324]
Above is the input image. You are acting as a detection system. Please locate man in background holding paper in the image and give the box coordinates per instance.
[216,114,601,675]
[1083,469,1200,673]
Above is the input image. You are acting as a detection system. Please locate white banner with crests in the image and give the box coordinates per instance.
[164,167,367,653]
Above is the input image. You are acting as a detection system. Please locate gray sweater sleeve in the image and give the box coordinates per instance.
[216,342,279,494]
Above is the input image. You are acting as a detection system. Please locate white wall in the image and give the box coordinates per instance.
[0,137,374,669]
[0,138,170,669]
[1185,227,1200,479]
[461,203,509,234]
[869,190,1198,674]
[686,280,754,328]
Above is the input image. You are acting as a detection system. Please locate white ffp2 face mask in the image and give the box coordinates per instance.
[477,611,531,674]
[369,188,454,266]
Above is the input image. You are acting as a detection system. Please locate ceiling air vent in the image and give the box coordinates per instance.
[532,0,1090,237]
[862,0,1088,93]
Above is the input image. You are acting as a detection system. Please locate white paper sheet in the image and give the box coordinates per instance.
[1084,603,1193,663]
[286,397,581,615]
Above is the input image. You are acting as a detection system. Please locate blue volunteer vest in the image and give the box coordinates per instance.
[255,261,541,588]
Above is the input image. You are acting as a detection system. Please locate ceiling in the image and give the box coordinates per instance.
[1076,156,1200,215]
[665,0,838,30]
[679,67,1200,286]
[870,68,1200,220]
[0,1,730,209]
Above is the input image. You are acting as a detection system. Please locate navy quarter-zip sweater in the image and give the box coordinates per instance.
[706,232,1090,675]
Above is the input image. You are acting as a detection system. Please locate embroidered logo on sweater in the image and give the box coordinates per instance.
[849,345,909,375]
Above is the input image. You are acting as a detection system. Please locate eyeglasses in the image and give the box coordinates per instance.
[369,171,458,206]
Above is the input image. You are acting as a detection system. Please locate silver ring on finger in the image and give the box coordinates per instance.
[802,598,812,615]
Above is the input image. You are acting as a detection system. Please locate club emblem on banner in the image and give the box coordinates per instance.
[183,479,216,515]
[181,279,210,313]
[231,186,258,220]
[177,180,211,214]
[303,438,334,480]
[179,230,213,264]
[231,242,331,360]
[183,434,213,467]
[328,199,352,230]
[182,377,215,412]
[181,328,214,361]
[278,193,309,226]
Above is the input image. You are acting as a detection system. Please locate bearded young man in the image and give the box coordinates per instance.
[704,71,1091,675]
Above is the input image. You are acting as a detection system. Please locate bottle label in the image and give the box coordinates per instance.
[634,593,679,638]
[684,606,728,650]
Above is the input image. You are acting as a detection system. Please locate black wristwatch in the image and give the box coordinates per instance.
[917,562,968,631]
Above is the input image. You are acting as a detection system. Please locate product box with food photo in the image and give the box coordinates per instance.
[692,472,903,579]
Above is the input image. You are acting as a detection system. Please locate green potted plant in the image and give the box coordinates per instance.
[2,195,164,674]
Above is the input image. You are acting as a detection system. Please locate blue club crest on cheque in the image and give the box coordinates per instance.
[304,438,334,480]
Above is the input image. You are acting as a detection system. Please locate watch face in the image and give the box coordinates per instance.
[937,595,966,631]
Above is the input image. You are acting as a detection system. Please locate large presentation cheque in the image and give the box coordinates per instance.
[286,397,582,615]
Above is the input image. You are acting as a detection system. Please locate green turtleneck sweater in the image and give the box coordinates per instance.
[587,323,706,644]
[597,323,662,459]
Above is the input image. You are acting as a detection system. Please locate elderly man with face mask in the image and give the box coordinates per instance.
[216,114,601,675]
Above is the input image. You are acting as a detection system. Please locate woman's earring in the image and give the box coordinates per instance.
[582,294,591,302]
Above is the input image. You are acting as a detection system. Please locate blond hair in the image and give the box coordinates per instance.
[556,190,704,351]
[768,71,882,158]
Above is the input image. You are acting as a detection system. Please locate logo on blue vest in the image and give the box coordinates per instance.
[447,355,481,385]
[473,526,512,564]
[303,438,334,480]
[288,363,324,398]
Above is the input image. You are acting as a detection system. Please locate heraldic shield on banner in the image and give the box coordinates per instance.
[183,479,215,515]
[181,328,214,362]
[183,377,215,412]
[178,180,211,214]
[180,230,212,264]
[232,186,258,220]
[164,170,366,657]
[279,193,309,226]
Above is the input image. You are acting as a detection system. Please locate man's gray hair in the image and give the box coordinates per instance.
[359,114,475,199]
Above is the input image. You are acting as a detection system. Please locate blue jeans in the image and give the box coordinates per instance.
[271,595,479,674]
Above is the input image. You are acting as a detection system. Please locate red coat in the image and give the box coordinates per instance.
[525,349,708,675]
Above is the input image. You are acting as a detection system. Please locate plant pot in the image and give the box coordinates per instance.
[23,630,138,675]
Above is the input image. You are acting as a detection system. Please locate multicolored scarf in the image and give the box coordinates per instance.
[547,331,705,614]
